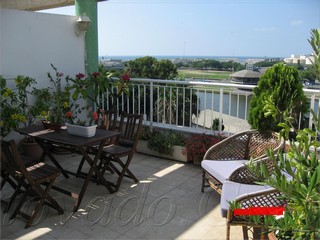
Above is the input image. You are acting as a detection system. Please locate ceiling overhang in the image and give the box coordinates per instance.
[0,0,107,11]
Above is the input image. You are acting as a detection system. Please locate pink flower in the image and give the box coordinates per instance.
[92,72,100,78]
[121,73,130,82]
[76,73,85,79]
[58,72,64,77]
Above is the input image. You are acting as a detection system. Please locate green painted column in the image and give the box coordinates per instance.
[75,0,98,75]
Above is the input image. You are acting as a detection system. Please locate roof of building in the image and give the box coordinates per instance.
[0,0,107,11]
[230,69,263,78]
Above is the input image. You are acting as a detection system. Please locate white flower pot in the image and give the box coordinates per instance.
[65,123,97,137]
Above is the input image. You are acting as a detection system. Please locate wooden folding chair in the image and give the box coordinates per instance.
[1,150,37,213]
[1,140,64,228]
[76,110,118,176]
[99,112,143,192]
[98,109,118,131]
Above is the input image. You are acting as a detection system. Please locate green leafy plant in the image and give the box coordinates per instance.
[0,76,26,137]
[244,110,320,239]
[248,63,308,132]
[47,64,70,124]
[308,28,320,81]
[14,75,37,125]
[147,130,185,155]
[29,88,52,123]
[66,64,131,112]
[243,94,320,239]
[211,118,225,131]
[45,64,84,125]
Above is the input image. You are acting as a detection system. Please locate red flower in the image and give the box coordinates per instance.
[92,72,100,78]
[182,133,225,163]
[65,111,73,118]
[76,73,85,79]
[92,112,99,121]
[121,73,130,81]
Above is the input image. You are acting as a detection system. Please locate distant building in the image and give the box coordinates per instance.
[284,54,314,66]
[230,64,265,85]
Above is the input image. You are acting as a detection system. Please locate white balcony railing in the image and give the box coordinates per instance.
[107,78,320,136]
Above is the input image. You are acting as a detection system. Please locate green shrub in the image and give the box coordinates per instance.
[248,63,308,132]
[244,110,320,239]
[146,129,185,155]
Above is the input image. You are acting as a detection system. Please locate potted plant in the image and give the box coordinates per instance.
[147,129,185,155]
[29,88,52,124]
[66,64,131,114]
[0,75,45,160]
[182,132,226,165]
[64,109,99,137]
[137,127,188,162]
[211,117,225,131]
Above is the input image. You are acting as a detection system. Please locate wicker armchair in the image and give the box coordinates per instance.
[201,130,285,194]
[226,188,286,240]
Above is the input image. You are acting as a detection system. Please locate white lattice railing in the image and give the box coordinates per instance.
[105,78,320,136]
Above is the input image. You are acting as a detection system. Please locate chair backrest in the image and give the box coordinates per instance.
[117,112,143,150]
[98,110,118,131]
[247,131,284,160]
[203,130,285,161]
[1,140,34,184]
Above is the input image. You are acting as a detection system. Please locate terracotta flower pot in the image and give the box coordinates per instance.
[20,138,43,162]
[42,121,61,131]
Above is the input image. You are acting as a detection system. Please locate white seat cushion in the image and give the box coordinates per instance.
[201,159,248,183]
[220,180,273,218]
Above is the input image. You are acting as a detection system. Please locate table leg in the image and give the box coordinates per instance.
[72,140,115,213]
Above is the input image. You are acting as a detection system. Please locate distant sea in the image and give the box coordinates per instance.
[99,55,283,62]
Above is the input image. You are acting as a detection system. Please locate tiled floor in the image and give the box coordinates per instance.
[1,152,243,240]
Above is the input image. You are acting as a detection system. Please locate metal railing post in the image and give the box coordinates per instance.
[150,81,153,130]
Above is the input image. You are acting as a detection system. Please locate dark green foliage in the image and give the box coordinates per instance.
[245,111,320,239]
[125,56,178,80]
[176,59,245,72]
[147,130,185,155]
[248,63,308,131]
[211,118,224,131]
[29,88,52,121]
[121,56,198,127]
[299,65,317,82]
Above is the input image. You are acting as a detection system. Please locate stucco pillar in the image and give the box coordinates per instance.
[75,0,98,75]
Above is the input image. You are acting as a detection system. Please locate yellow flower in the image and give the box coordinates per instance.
[63,101,69,108]
[11,114,26,122]
[20,115,27,122]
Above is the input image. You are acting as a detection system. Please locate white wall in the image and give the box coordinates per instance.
[0,8,85,89]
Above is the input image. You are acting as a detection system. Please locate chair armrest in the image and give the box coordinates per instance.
[228,156,276,184]
[227,188,286,224]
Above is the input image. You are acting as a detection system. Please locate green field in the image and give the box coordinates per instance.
[178,69,231,80]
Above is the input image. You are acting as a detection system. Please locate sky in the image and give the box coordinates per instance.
[41,0,320,58]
